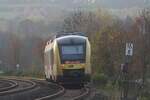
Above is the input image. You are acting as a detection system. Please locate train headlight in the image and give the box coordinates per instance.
[80,64,86,67]
[60,64,65,67]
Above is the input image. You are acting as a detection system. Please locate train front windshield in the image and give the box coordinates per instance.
[62,45,83,55]
[60,45,85,63]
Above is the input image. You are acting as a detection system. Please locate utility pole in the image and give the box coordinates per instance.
[141,15,147,86]
[120,63,130,100]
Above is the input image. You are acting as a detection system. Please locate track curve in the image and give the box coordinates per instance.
[0,77,90,100]
[34,82,65,100]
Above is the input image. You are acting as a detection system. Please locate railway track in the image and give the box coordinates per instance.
[51,86,90,100]
[0,77,90,100]
[72,87,90,100]
[35,85,89,100]
[33,81,90,100]
[34,80,65,100]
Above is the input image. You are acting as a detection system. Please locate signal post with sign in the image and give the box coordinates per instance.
[125,43,133,56]
[120,43,133,100]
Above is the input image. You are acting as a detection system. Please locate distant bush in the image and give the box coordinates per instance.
[14,71,24,76]
[141,97,149,100]
[2,69,14,75]
[22,71,44,78]
[141,90,150,100]
[92,73,108,86]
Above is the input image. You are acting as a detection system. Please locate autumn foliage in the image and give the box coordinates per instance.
[63,8,150,78]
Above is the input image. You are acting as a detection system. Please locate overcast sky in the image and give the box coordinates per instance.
[0,0,149,9]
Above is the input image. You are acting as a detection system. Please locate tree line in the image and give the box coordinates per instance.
[62,8,150,79]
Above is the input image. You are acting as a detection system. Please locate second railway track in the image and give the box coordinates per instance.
[0,77,65,100]
[0,79,18,92]
[0,77,36,96]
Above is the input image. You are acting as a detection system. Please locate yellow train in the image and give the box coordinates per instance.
[44,32,91,85]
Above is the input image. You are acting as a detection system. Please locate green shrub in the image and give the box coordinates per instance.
[14,71,24,76]
[141,91,150,100]
[2,69,14,75]
[92,73,108,86]
[141,97,149,100]
[0,69,44,78]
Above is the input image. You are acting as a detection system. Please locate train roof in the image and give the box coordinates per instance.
[45,32,87,47]
[56,35,87,44]
[55,32,86,38]
[45,35,87,52]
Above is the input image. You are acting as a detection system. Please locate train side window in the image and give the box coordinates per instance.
[44,52,49,66]
[49,51,51,66]
[46,52,48,66]
[44,53,46,65]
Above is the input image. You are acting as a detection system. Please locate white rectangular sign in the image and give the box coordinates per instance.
[125,43,133,56]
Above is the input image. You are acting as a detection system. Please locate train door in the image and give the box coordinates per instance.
[50,49,54,80]
[44,52,49,79]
